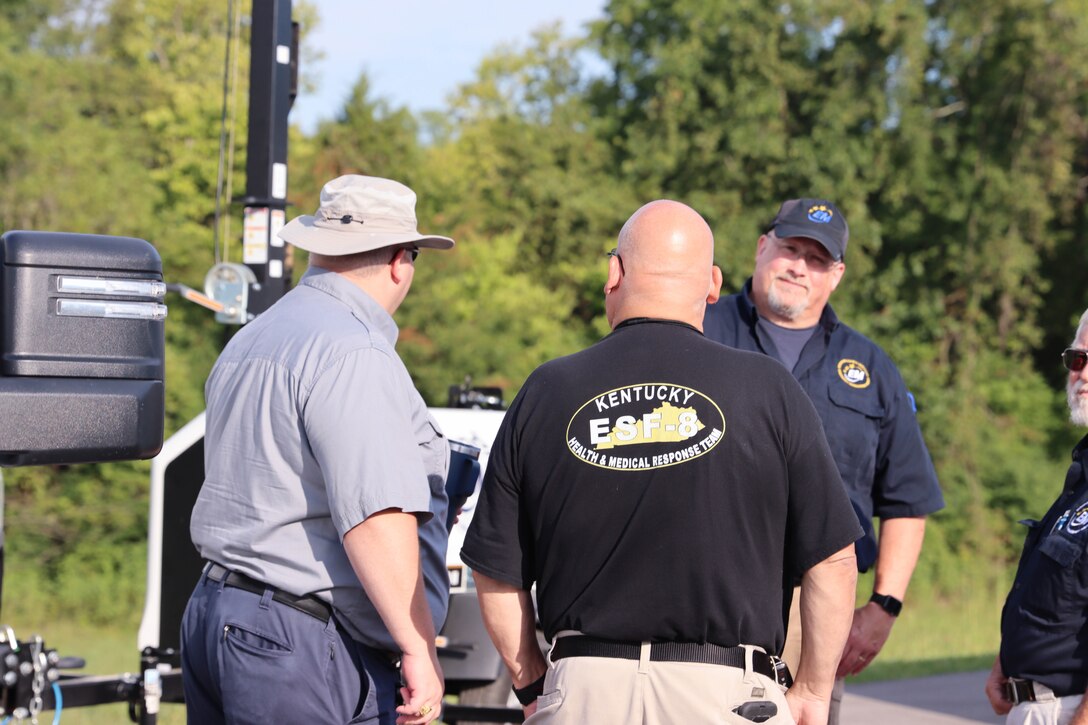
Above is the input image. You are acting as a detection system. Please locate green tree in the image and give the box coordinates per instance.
[397,231,589,404]
[290,27,641,404]
[587,0,1088,601]
[399,27,640,401]
[0,0,251,624]
[860,0,1088,572]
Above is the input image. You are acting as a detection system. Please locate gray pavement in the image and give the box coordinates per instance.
[842,670,1001,724]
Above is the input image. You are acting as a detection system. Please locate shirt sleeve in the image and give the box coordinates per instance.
[460,387,536,590]
[303,347,433,538]
[871,363,945,519]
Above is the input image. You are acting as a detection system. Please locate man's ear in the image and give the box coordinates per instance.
[389,247,412,285]
[706,265,723,305]
[603,255,623,296]
[755,233,770,262]
[828,261,846,293]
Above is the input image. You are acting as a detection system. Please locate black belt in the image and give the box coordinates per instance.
[551,636,791,686]
[204,562,331,624]
[1004,678,1064,704]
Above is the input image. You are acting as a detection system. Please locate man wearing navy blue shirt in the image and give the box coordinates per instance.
[704,198,945,723]
[985,310,1088,724]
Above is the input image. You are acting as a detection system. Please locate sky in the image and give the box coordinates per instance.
[291,1,608,133]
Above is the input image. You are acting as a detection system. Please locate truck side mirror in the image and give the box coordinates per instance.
[0,230,166,466]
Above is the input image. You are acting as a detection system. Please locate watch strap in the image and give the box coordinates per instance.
[512,672,546,706]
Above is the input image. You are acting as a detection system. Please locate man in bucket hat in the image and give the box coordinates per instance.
[704,198,944,724]
[182,175,453,725]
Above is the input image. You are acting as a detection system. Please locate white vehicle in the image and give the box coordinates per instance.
[428,407,506,597]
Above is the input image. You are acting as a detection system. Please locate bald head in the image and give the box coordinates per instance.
[604,200,722,329]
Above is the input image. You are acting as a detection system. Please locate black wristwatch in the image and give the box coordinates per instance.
[869,592,903,617]
[512,673,546,706]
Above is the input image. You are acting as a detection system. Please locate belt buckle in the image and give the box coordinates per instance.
[1005,678,1034,704]
[770,655,791,687]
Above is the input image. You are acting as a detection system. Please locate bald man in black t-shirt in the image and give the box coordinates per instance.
[462,200,861,725]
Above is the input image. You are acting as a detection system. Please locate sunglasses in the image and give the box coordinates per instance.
[1063,348,1088,373]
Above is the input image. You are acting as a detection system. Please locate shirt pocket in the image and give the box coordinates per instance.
[1022,533,1085,619]
[1040,534,1083,567]
[826,383,885,485]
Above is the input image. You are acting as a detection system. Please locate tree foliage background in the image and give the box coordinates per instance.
[1,0,1086,664]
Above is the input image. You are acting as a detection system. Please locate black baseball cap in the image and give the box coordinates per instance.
[767,198,849,261]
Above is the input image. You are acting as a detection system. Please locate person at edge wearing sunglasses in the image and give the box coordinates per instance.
[985,310,1088,725]
[181,175,453,725]
[703,198,945,724]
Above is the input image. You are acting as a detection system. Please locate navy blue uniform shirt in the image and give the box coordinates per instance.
[1000,434,1088,697]
[704,280,945,571]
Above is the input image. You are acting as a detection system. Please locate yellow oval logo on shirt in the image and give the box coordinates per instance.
[837,359,871,389]
[565,383,725,471]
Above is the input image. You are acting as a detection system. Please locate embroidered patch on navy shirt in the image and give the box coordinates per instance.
[837,359,871,389]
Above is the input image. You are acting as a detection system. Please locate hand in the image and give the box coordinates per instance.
[395,650,444,724]
[836,602,895,678]
[1070,699,1088,725]
[984,656,1012,716]
[785,682,830,725]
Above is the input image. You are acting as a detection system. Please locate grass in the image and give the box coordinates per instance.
[847,567,1007,684]
[857,653,995,683]
[0,617,185,725]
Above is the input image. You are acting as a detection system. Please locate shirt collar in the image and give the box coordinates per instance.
[1074,433,1088,462]
[1063,433,1088,493]
[299,266,399,345]
[739,277,840,332]
[613,317,703,335]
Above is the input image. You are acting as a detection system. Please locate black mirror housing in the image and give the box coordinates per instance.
[0,230,166,466]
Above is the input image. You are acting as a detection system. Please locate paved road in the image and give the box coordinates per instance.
[842,670,1001,724]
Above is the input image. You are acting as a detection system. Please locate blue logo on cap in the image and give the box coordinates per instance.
[807,204,834,224]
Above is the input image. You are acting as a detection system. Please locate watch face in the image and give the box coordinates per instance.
[871,593,902,616]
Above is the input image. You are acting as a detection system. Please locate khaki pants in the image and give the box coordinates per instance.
[781,586,846,725]
[526,640,794,725]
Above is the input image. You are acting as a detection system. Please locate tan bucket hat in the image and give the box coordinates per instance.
[278,175,454,255]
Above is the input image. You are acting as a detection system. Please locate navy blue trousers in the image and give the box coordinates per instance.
[180,571,400,724]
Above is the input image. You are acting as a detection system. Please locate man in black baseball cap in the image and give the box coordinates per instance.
[767,198,849,261]
[703,197,944,725]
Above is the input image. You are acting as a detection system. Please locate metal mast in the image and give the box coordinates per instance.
[240,0,297,315]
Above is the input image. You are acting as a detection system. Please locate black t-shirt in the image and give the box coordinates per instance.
[462,319,861,652]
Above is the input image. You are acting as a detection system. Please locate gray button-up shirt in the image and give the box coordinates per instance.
[191,266,450,651]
